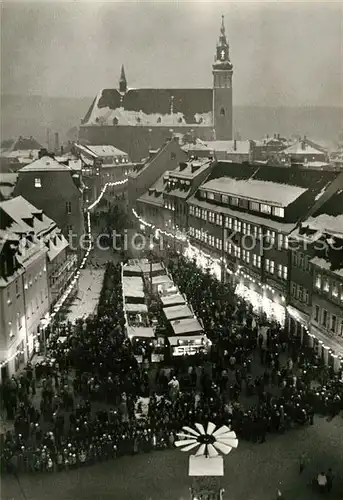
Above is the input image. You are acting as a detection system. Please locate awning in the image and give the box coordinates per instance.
[170,317,203,336]
[161,293,186,307]
[163,304,193,321]
[125,303,148,313]
[168,335,205,346]
[310,325,343,356]
[127,326,155,339]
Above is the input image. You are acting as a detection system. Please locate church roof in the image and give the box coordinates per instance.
[82,88,213,126]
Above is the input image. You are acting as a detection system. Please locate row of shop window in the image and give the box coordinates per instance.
[313,304,343,337]
[197,191,285,218]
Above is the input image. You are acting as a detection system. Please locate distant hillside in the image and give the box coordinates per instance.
[1,94,342,148]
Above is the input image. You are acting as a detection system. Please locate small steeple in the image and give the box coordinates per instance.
[119,64,127,93]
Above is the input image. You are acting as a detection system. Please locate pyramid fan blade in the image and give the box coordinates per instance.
[217,437,239,449]
[174,439,197,447]
[213,425,231,437]
[195,444,206,456]
[216,430,237,440]
[182,426,200,437]
[213,441,233,455]
[176,433,200,440]
[195,423,205,435]
[207,444,219,458]
[206,422,216,436]
[181,442,200,452]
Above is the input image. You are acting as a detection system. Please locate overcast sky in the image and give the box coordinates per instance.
[1,1,342,106]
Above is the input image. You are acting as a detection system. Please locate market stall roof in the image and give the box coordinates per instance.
[122,276,144,298]
[170,317,203,336]
[161,293,186,307]
[123,261,165,276]
[152,275,173,285]
[163,304,193,321]
[127,326,155,339]
[125,303,148,313]
[168,335,205,346]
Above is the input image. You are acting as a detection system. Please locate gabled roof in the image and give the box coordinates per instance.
[282,140,326,156]
[0,196,55,236]
[76,144,129,158]
[169,158,212,180]
[299,189,343,237]
[82,88,213,126]
[137,174,165,207]
[18,156,72,172]
[1,136,42,155]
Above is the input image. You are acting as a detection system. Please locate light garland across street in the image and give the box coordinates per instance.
[0,178,128,369]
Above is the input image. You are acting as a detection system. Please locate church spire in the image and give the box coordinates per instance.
[214,15,232,67]
[119,64,127,93]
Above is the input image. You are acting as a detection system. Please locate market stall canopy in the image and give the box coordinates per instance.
[125,303,148,313]
[163,304,193,321]
[122,276,144,298]
[160,285,179,297]
[127,326,155,339]
[170,317,204,336]
[123,261,165,276]
[161,293,186,307]
[151,274,173,286]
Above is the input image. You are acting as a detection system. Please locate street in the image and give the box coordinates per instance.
[2,415,342,500]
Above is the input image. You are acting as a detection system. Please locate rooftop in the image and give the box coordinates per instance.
[80,144,129,158]
[282,140,326,156]
[18,156,73,173]
[1,136,42,156]
[204,140,252,155]
[202,177,307,207]
[170,158,212,179]
[82,88,214,126]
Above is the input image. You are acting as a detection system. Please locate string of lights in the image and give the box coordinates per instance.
[1,178,128,369]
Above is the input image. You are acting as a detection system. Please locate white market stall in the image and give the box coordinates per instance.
[161,293,186,308]
[127,326,155,339]
[168,334,211,357]
[151,274,173,294]
[125,303,148,313]
[163,304,194,321]
[122,276,145,301]
[170,317,204,336]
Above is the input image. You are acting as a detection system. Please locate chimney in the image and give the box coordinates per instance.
[233,139,237,151]
[54,132,59,153]
[277,133,280,139]
[47,129,50,150]
[301,141,306,151]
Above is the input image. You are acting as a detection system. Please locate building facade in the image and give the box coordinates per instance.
[79,18,233,161]
[0,196,75,380]
[13,156,85,247]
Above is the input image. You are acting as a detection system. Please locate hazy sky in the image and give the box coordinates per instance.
[1,1,342,106]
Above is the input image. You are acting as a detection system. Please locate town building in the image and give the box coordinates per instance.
[13,156,85,248]
[0,196,74,380]
[79,17,234,161]
[289,188,343,370]
[136,157,213,253]
[0,136,43,172]
[279,137,328,166]
[128,136,187,211]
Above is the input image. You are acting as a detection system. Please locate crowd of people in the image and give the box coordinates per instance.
[0,254,342,485]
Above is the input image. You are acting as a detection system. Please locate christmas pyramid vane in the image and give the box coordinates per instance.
[175,422,238,458]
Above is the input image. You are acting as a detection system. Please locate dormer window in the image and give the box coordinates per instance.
[157,117,162,123]
[220,108,225,116]
[35,178,41,188]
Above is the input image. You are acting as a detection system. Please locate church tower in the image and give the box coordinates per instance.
[212,16,233,140]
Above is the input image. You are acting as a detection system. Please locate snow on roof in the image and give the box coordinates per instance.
[18,156,72,172]
[202,177,307,207]
[310,257,343,278]
[161,293,186,307]
[85,145,129,157]
[168,334,206,346]
[1,196,55,236]
[138,174,165,207]
[151,275,173,285]
[204,140,251,155]
[170,158,212,179]
[170,317,203,335]
[47,232,69,261]
[282,141,325,156]
[163,304,193,321]
[305,161,331,168]
[302,214,343,237]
